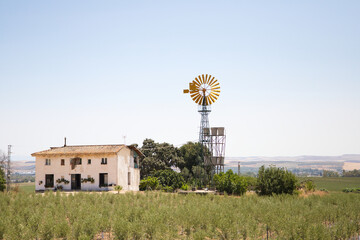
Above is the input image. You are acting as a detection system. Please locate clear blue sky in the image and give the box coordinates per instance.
[0,1,359,160]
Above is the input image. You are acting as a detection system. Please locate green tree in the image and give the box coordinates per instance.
[178,142,203,172]
[139,176,159,191]
[214,170,248,195]
[140,139,184,178]
[256,165,297,196]
[153,169,185,190]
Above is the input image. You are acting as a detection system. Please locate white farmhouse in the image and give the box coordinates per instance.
[31,144,143,192]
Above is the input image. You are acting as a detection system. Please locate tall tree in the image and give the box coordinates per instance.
[178,142,203,172]
[140,139,184,178]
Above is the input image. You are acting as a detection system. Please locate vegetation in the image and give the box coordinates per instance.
[304,177,360,192]
[256,165,297,196]
[213,170,247,195]
[1,191,360,239]
[9,174,35,183]
[139,176,159,191]
[0,167,5,192]
[153,169,185,191]
[139,139,183,179]
[322,170,340,177]
[343,169,360,177]
[0,152,6,192]
[114,185,123,194]
[343,188,360,193]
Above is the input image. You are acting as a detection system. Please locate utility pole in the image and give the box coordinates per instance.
[7,145,12,192]
[238,161,241,176]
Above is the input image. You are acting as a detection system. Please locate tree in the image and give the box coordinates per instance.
[153,169,185,190]
[178,142,203,172]
[139,139,184,179]
[0,151,6,192]
[213,170,248,195]
[256,165,297,196]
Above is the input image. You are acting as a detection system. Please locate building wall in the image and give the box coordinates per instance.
[35,153,119,191]
[35,147,141,191]
[117,148,140,191]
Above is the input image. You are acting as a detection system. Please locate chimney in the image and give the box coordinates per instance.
[64,137,67,147]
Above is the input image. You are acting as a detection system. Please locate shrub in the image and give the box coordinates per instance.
[114,185,123,194]
[161,186,174,192]
[256,165,297,196]
[214,170,248,195]
[139,177,159,191]
[153,169,185,190]
[180,183,190,191]
[304,180,316,192]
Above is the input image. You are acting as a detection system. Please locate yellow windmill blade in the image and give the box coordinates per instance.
[183,74,221,106]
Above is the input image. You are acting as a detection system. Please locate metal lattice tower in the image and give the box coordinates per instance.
[198,98,211,144]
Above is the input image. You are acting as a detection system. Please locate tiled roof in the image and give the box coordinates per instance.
[31,145,126,156]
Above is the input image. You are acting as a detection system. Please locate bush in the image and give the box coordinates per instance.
[214,170,248,195]
[139,176,159,191]
[161,186,174,192]
[114,185,123,193]
[153,169,185,190]
[0,167,5,192]
[304,180,316,192]
[256,165,297,196]
[180,183,190,191]
[343,188,360,193]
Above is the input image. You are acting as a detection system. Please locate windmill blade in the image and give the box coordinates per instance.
[205,96,210,105]
[208,77,216,86]
[194,78,201,86]
[205,74,209,84]
[209,94,217,102]
[210,92,220,97]
[193,94,202,103]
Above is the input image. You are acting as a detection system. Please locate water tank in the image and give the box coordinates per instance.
[218,127,225,136]
[211,127,218,136]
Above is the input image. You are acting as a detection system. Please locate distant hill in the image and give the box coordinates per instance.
[10,160,35,174]
[225,154,360,176]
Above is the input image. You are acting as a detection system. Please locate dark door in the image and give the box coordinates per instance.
[71,174,81,190]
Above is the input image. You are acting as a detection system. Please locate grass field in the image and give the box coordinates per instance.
[16,182,35,193]
[303,177,360,192]
[1,191,360,239]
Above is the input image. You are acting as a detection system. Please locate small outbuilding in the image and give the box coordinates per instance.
[31,144,144,192]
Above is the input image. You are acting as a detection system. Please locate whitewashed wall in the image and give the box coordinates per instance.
[35,148,140,191]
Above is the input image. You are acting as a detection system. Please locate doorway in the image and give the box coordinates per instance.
[71,174,81,190]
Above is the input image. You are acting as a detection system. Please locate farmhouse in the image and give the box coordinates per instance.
[31,144,144,192]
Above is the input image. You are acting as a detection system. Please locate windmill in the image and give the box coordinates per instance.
[183,74,226,173]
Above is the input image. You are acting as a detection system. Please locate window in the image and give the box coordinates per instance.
[70,157,82,170]
[128,172,131,185]
[45,159,51,165]
[99,173,108,187]
[101,158,107,165]
[88,159,91,164]
[61,159,65,166]
[45,174,54,188]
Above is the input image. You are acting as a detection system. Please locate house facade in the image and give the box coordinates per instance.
[31,144,143,191]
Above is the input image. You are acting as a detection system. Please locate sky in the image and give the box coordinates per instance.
[0,1,359,160]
